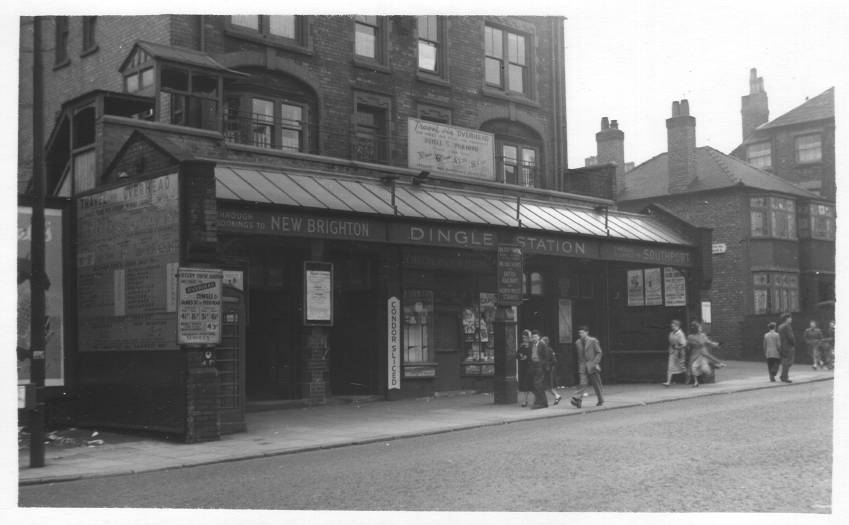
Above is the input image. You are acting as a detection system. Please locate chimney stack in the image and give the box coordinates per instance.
[741,67,769,139]
[596,116,625,196]
[667,99,697,193]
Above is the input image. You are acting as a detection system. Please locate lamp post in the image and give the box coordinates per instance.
[29,15,47,468]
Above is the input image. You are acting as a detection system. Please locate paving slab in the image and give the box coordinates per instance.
[19,360,833,485]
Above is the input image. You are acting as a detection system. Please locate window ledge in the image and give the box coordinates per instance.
[223,26,313,56]
[795,161,823,167]
[481,87,539,108]
[80,45,99,58]
[416,71,450,87]
[353,57,391,74]
[53,58,71,71]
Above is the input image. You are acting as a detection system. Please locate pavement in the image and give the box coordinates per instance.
[18,360,834,486]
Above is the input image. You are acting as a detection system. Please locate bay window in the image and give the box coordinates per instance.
[750,196,796,239]
[753,272,799,315]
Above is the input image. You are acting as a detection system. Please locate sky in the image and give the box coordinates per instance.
[564,0,848,168]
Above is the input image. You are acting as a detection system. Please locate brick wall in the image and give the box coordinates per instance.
[621,189,749,358]
[769,122,835,200]
[21,15,173,191]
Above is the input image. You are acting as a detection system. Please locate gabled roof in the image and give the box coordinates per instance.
[758,87,834,130]
[620,146,821,201]
[119,41,249,77]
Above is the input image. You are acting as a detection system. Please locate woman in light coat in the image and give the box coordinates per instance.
[662,319,687,386]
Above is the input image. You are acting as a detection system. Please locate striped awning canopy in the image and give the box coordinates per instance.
[215,165,693,246]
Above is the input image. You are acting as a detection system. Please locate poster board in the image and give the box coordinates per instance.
[304,261,333,325]
[76,173,180,351]
[496,244,523,305]
[627,269,644,306]
[644,268,663,306]
[17,206,65,386]
[407,118,495,180]
[664,267,687,306]
[177,268,223,345]
[387,296,401,390]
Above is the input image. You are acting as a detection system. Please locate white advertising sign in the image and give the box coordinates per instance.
[387,296,401,391]
[627,269,644,307]
[663,267,687,306]
[644,268,663,306]
[177,268,223,345]
[407,118,495,180]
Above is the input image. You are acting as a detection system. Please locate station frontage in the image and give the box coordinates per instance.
[65,148,710,441]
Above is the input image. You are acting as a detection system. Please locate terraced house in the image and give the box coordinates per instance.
[19,15,708,441]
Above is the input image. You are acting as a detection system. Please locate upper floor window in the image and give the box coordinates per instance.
[485,25,528,95]
[352,92,391,164]
[161,66,219,131]
[810,203,835,240]
[746,141,771,169]
[501,144,537,187]
[225,95,307,152]
[82,16,97,54]
[752,272,799,315]
[228,15,306,46]
[417,16,441,73]
[54,16,69,65]
[750,196,796,240]
[122,46,154,94]
[795,133,822,164]
[354,16,385,63]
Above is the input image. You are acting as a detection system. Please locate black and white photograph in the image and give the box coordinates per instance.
[5,0,848,523]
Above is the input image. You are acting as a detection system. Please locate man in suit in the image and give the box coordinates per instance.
[529,329,554,409]
[570,325,604,408]
[778,313,796,383]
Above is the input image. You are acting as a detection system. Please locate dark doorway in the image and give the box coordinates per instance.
[246,290,300,399]
[330,288,379,395]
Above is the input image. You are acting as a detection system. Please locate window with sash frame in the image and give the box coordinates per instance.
[746,141,772,169]
[752,272,799,315]
[795,133,822,164]
[750,196,796,239]
[484,24,529,95]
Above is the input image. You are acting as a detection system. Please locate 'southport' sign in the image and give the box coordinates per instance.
[177,268,223,345]
[387,296,401,391]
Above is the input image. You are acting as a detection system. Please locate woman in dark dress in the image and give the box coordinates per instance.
[517,329,533,407]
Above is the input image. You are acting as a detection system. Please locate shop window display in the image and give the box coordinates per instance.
[461,292,497,376]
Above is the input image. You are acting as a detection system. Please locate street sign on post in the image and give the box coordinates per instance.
[496,244,523,305]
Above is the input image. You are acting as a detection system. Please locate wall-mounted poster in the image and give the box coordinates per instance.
[644,268,663,306]
[407,118,495,180]
[558,299,573,344]
[76,173,180,351]
[664,267,687,306]
[627,269,644,306]
[304,261,333,325]
[18,206,65,385]
[177,268,223,345]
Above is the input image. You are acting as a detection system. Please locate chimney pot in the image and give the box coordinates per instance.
[601,117,609,130]
[671,101,680,117]
[680,99,690,116]
[611,120,618,129]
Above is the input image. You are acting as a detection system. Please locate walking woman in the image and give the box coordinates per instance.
[517,329,533,407]
[687,321,725,387]
[662,319,687,386]
[541,336,562,404]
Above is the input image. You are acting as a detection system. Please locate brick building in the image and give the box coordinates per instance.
[604,99,835,360]
[732,68,835,201]
[20,15,708,440]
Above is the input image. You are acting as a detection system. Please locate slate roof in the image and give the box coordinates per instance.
[619,146,821,201]
[121,41,248,76]
[758,87,834,130]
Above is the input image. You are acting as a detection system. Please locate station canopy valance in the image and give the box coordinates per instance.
[214,165,693,246]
